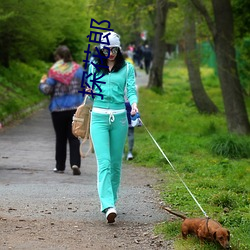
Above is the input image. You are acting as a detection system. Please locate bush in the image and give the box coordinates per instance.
[210,191,237,209]
[0,60,49,123]
[210,135,250,159]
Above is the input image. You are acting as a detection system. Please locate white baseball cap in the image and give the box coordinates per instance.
[100,31,121,49]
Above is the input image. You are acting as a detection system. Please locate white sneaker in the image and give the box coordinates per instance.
[105,207,117,223]
[53,168,64,173]
[127,152,133,160]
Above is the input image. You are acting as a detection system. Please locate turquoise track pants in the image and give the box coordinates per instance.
[90,111,128,212]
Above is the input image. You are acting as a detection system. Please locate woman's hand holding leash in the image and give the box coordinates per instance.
[85,87,93,95]
[131,103,138,115]
[130,103,142,127]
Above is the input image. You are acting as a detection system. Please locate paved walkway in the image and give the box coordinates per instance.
[0,70,173,249]
[0,106,163,222]
[135,68,149,87]
[0,68,151,221]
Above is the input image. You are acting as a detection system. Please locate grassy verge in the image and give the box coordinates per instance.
[129,59,250,250]
[0,60,50,125]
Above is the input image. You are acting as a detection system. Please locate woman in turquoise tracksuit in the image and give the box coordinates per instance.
[87,32,138,223]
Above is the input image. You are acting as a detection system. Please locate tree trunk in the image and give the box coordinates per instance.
[212,0,250,134]
[184,4,218,114]
[148,0,168,89]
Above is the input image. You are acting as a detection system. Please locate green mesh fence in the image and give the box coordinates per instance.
[198,40,250,94]
[198,41,217,75]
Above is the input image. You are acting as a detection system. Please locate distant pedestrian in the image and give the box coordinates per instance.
[123,52,138,161]
[125,101,135,160]
[134,45,144,69]
[143,44,152,74]
[39,45,84,175]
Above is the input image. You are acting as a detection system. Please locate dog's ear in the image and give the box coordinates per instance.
[213,231,217,240]
[227,230,230,240]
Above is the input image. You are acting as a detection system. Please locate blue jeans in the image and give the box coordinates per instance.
[90,111,128,212]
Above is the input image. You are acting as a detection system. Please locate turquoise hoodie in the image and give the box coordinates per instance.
[87,62,138,110]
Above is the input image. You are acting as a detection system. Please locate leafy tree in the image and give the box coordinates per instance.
[183,1,218,114]
[148,0,177,89]
[232,0,250,39]
[55,1,90,62]
[160,0,218,113]
[164,1,184,44]
[0,0,89,67]
[88,0,155,48]
[232,0,250,95]
[190,0,250,134]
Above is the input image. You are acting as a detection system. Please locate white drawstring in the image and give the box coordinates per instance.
[92,107,125,125]
[109,112,115,124]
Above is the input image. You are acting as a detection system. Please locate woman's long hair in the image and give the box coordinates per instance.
[96,48,126,74]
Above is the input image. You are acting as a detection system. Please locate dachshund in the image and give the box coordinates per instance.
[162,206,231,249]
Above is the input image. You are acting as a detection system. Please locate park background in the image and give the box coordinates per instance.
[0,0,249,249]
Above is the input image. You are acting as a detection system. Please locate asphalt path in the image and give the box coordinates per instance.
[0,69,172,249]
[0,105,165,223]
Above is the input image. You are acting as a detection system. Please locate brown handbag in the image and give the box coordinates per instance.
[72,95,93,158]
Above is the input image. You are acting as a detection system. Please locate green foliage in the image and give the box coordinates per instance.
[129,58,250,249]
[0,0,89,66]
[236,37,250,95]
[165,0,213,45]
[233,0,250,101]
[0,60,49,122]
[232,0,250,39]
[165,2,184,44]
[89,0,155,46]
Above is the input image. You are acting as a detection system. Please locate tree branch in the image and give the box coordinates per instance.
[190,0,216,37]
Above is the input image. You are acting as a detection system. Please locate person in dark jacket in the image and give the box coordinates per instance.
[143,44,152,74]
[39,45,84,175]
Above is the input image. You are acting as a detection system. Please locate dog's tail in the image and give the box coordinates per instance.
[162,206,187,220]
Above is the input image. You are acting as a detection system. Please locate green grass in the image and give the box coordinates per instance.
[129,58,250,250]
[0,60,50,123]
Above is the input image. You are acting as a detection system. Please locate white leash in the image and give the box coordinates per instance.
[139,118,209,218]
